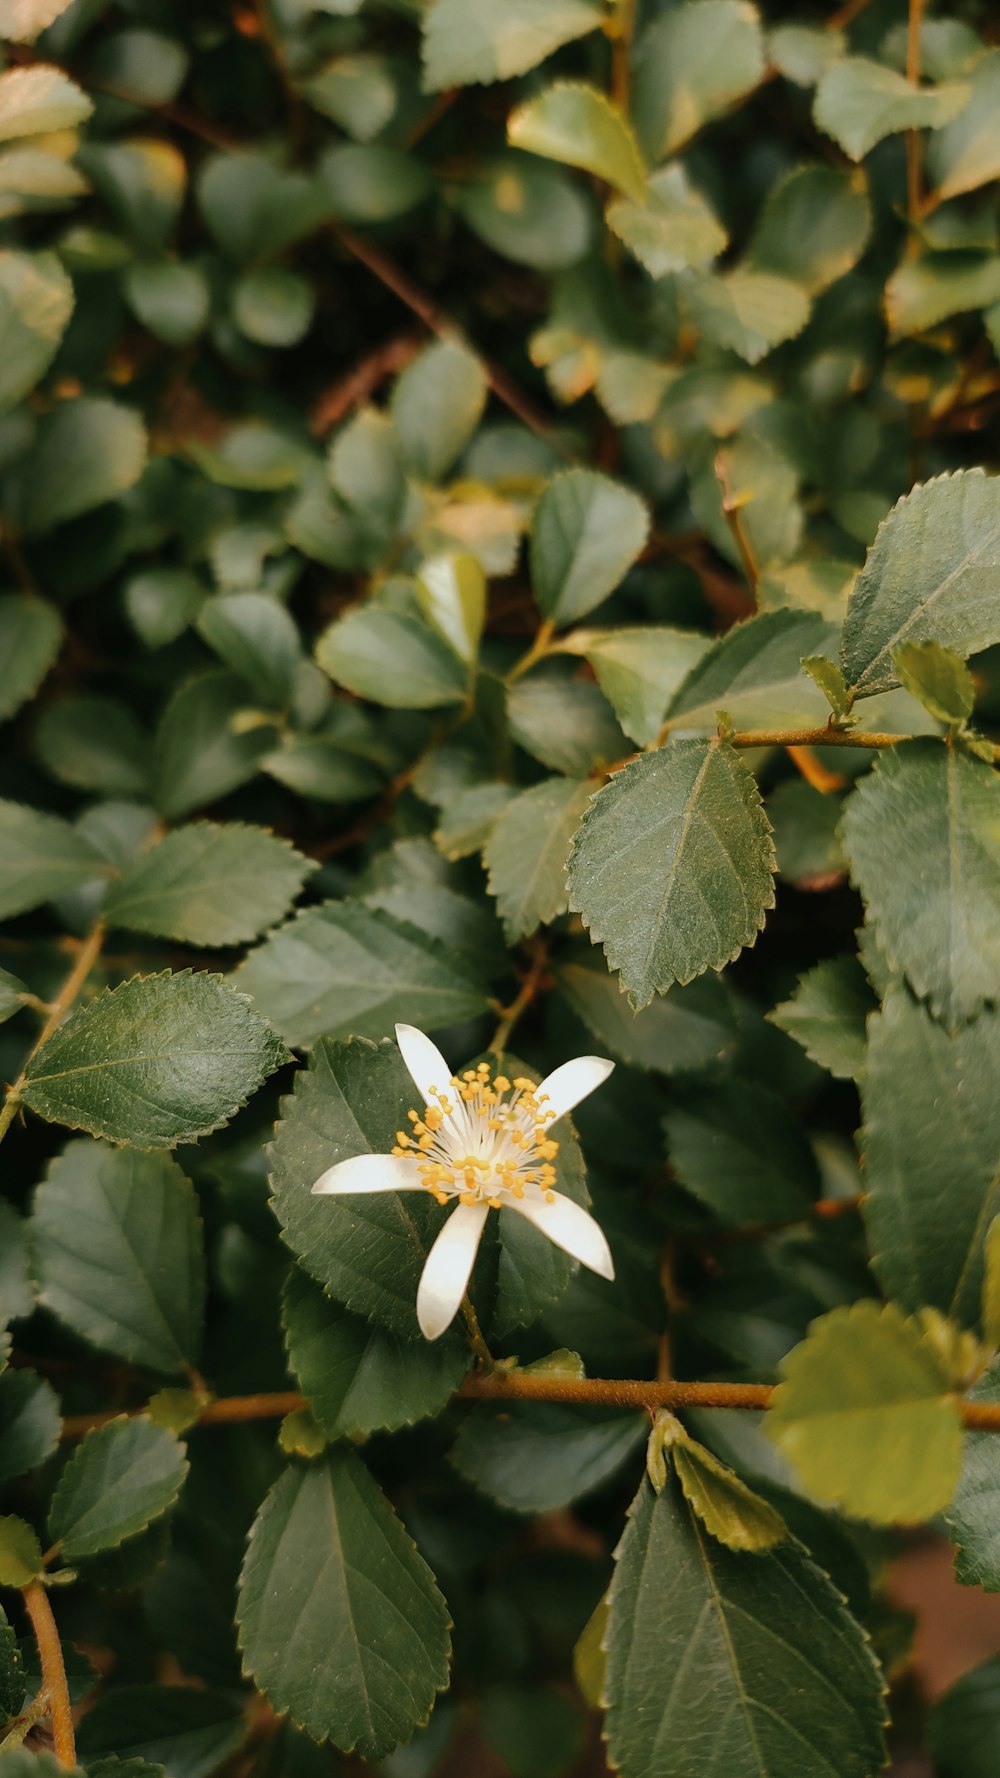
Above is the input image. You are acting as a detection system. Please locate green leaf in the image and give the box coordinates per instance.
[665,1078,817,1225]
[268,1036,446,1334]
[928,48,1000,202]
[76,1689,245,1778]
[480,1686,583,1778]
[0,594,62,721]
[893,639,975,724]
[843,743,1000,1027]
[530,469,649,625]
[769,23,846,87]
[557,952,736,1073]
[801,654,850,719]
[455,153,592,272]
[35,697,151,797]
[21,970,289,1149]
[509,671,626,776]
[422,0,601,90]
[603,1471,887,1778]
[769,955,874,1080]
[0,800,107,920]
[300,53,397,140]
[862,987,1000,1326]
[4,398,147,538]
[841,469,1000,700]
[451,1402,644,1513]
[32,1138,205,1374]
[415,553,486,665]
[668,610,837,732]
[0,1516,44,1587]
[946,1359,1000,1589]
[484,777,592,942]
[508,84,646,204]
[91,28,189,108]
[0,64,91,140]
[930,1656,1000,1777]
[681,267,811,365]
[232,268,314,349]
[691,434,802,570]
[390,337,486,483]
[321,142,433,224]
[235,901,489,1048]
[198,152,332,264]
[633,0,766,159]
[0,1371,59,1485]
[237,1450,451,1760]
[606,165,727,278]
[0,1602,23,1719]
[885,247,1000,339]
[317,597,469,710]
[0,249,73,414]
[105,822,313,948]
[747,166,870,295]
[566,626,712,747]
[282,1266,466,1439]
[124,568,203,649]
[0,1202,34,1323]
[567,741,776,1008]
[123,261,210,348]
[49,1418,187,1560]
[814,58,969,161]
[671,1439,789,1552]
[768,779,847,888]
[154,672,277,820]
[78,139,185,255]
[767,1300,964,1524]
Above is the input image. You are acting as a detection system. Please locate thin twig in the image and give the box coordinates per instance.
[309,333,424,436]
[21,1584,75,1769]
[0,921,106,1150]
[490,936,551,1055]
[715,453,760,593]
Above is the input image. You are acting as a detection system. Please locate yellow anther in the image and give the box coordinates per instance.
[407,1108,419,1122]
[494,1075,510,1092]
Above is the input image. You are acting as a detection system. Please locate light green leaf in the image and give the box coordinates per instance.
[0,144,88,219]
[843,743,1000,1027]
[422,0,602,91]
[0,1372,60,1485]
[21,970,290,1149]
[232,267,314,349]
[769,955,873,1080]
[282,1267,466,1439]
[801,654,850,719]
[0,800,107,921]
[814,57,969,161]
[747,166,870,294]
[603,1471,887,1778]
[767,1300,963,1524]
[124,261,210,348]
[415,553,486,664]
[124,567,204,649]
[649,1416,788,1550]
[885,247,1000,339]
[49,1417,188,1559]
[665,1078,817,1225]
[769,23,846,87]
[236,900,488,1048]
[567,741,776,1008]
[508,83,646,203]
[557,952,736,1073]
[841,469,1000,700]
[0,0,76,41]
[484,776,592,942]
[105,821,312,948]
[0,1516,44,1587]
[269,1036,446,1333]
[682,267,811,364]
[0,594,62,721]
[893,640,975,724]
[434,781,516,859]
[237,1451,451,1760]
[606,165,727,278]
[390,337,487,483]
[566,626,712,747]
[0,249,73,414]
[75,1688,245,1778]
[154,671,277,820]
[35,696,152,797]
[668,610,837,733]
[929,48,1000,202]
[0,64,91,140]
[633,0,766,159]
[691,434,802,571]
[196,594,302,709]
[300,54,397,140]
[317,597,469,709]
[4,397,147,537]
[451,1402,644,1514]
[90,27,189,107]
[32,1139,205,1374]
[863,988,1000,1326]
[930,1656,1000,1776]
[530,469,649,625]
[455,154,592,272]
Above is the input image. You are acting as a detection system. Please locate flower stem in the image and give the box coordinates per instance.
[21,1583,75,1769]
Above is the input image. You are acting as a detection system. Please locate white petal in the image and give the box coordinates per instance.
[535,1055,614,1124]
[416,1201,488,1340]
[512,1191,615,1280]
[395,1023,454,1110]
[311,1154,422,1195]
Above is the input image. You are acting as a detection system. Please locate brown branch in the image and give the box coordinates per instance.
[905,0,927,221]
[21,1584,75,1769]
[489,935,551,1054]
[715,452,760,593]
[309,334,425,437]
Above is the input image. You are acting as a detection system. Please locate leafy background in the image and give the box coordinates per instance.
[2,0,1000,1775]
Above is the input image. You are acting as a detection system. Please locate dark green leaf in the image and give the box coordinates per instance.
[665,1078,818,1224]
[484,778,592,942]
[317,599,468,710]
[390,338,487,483]
[0,249,73,414]
[196,594,302,709]
[451,1402,644,1513]
[0,595,62,722]
[49,1418,187,1559]
[769,955,874,1079]
[153,672,277,820]
[76,1689,245,1778]
[0,800,107,921]
[930,1655,1000,1777]
[667,610,838,732]
[0,1370,60,1484]
[556,952,737,1073]
[105,822,313,948]
[4,398,147,537]
[530,469,649,626]
[946,1359,1000,1588]
[35,697,151,797]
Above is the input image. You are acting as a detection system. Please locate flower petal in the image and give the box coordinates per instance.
[535,1055,614,1124]
[311,1154,422,1195]
[512,1191,615,1280]
[416,1200,488,1340]
[395,1023,454,1110]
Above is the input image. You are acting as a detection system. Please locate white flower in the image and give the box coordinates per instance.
[312,1023,616,1341]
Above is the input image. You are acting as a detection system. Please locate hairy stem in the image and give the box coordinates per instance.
[21,1583,75,1769]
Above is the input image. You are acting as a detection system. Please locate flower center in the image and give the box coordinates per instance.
[391,1061,560,1210]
